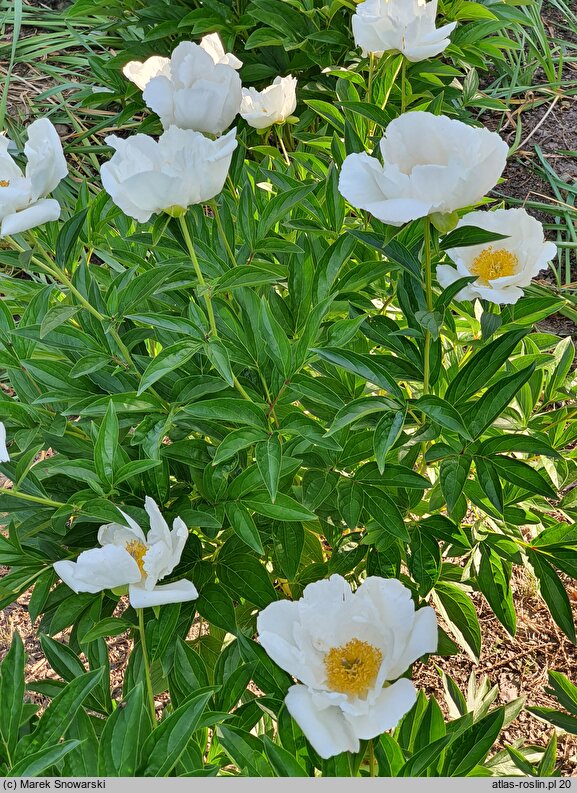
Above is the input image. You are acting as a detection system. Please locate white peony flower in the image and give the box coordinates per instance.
[240,75,297,130]
[338,111,508,227]
[53,496,198,608]
[123,55,171,92]
[100,126,237,223]
[257,574,437,759]
[0,421,9,463]
[437,208,557,305]
[352,0,457,62]
[0,118,67,237]
[122,33,242,92]
[199,32,243,70]
[141,41,242,135]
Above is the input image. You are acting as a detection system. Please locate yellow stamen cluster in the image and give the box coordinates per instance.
[126,539,147,575]
[470,246,518,284]
[0,180,10,187]
[324,638,383,698]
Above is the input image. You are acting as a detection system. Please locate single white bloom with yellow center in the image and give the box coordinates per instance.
[338,111,508,227]
[353,0,457,62]
[100,126,237,223]
[437,208,557,304]
[138,41,242,136]
[0,421,9,463]
[0,118,67,237]
[240,75,297,130]
[257,574,437,759]
[53,496,198,608]
[122,33,242,92]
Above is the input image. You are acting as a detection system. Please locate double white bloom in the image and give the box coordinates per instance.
[123,33,242,91]
[352,0,457,62]
[438,208,557,305]
[258,575,437,759]
[240,75,297,130]
[0,421,9,463]
[100,126,237,223]
[53,497,198,608]
[0,118,67,237]
[339,111,508,227]
[124,37,242,136]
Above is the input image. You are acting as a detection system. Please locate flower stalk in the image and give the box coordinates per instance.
[138,608,157,727]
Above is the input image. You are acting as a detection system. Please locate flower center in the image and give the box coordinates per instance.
[470,246,519,284]
[324,638,383,698]
[0,179,10,187]
[125,539,147,575]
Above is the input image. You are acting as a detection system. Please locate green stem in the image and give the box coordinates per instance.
[178,215,252,403]
[400,57,407,114]
[178,215,218,336]
[367,52,376,105]
[138,608,157,727]
[210,201,236,267]
[275,126,291,166]
[423,217,433,396]
[0,487,64,508]
[368,739,376,777]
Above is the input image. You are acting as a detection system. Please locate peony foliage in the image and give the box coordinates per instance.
[0,0,575,781]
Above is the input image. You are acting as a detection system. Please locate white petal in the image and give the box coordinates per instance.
[257,599,309,680]
[386,606,438,679]
[0,421,9,462]
[24,118,68,199]
[144,496,172,547]
[170,516,189,566]
[285,685,360,759]
[123,56,171,91]
[97,518,146,548]
[345,678,417,739]
[53,545,142,594]
[0,198,60,237]
[129,578,198,608]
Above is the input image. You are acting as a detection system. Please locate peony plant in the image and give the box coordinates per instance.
[0,0,573,780]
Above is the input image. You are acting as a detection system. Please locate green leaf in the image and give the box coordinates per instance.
[374,410,405,473]
[255,435,282,503]
[444,708,505,775]
[137,340,200,395]
[184,399,267,428]
[260,299,292,376]
[415,395,472,439]
[528,551,576,642]
[196,584,237,634]
[440,225,509,250]
[0,632,24,763]
[445,330,527,405]
[546,670,577,716]
[440,456,471,515]
[478,547,515,636]
[262,735,307,777]
[225,502,264,554]
[217,540,277,608]
[80,617,134,644]
[55,208,88,267]
[433,582,481,661]
[98,684,152,776]
[212,427,269,465]
[474,457,503,514]
[463,364,536,440]
[399,735,451,776]
[409,528,441,595]
[94,400,118,486]
[326,396,397,437]
[8,740,81,777]
[241,492,315,522]
[139,688,215,776]
[15,669,103,760]
[217,725,273,777]
[362,485,409,543]
[490,456,556,499]
[312,347,405,401]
